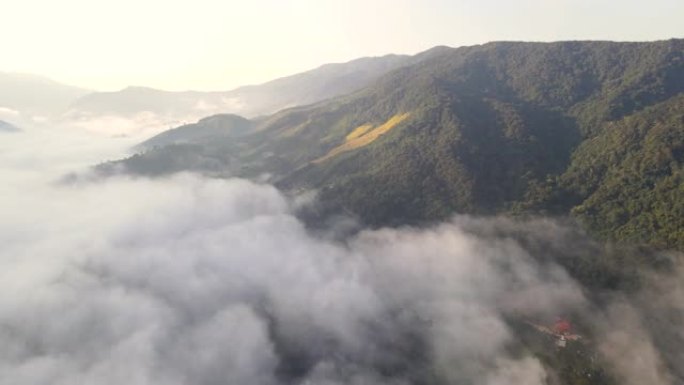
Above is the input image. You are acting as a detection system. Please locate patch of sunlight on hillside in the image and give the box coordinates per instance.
[314,113,411,164]
[345,124,373,141]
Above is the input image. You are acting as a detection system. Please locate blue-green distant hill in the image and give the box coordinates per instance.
[0,120,20,132]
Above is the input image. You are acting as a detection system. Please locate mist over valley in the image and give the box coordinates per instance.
[2,2,683,383]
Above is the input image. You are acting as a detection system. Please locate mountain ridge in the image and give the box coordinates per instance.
[0,53,424,135]
[64,53,418,129]
[107,39,684,249]
[0,72,90,118]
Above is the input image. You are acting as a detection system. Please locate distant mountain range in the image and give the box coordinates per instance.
[0,72,90,120]
[1,54,427,134]
[68,54,415,118]
[108,39,684,251]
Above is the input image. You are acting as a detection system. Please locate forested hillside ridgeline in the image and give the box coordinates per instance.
[108,39,684,250]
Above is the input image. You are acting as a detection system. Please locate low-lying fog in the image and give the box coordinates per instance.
[0,125,681,385]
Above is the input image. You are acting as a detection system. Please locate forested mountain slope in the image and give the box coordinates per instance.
[108,39,684,249]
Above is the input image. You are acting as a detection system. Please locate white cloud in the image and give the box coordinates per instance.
[0,106,20,116]
[62,112,178,137]
[193,99,217,112]
[0,165,584,384]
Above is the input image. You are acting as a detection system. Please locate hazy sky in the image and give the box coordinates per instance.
[2,0,683,91]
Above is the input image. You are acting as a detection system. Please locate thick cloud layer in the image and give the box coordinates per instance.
[0,172,585,385]
[1,128,682,385]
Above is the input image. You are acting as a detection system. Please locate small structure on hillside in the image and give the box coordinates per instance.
[527,318,582,348]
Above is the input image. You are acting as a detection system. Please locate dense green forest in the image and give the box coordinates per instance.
[523,95,684,249]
